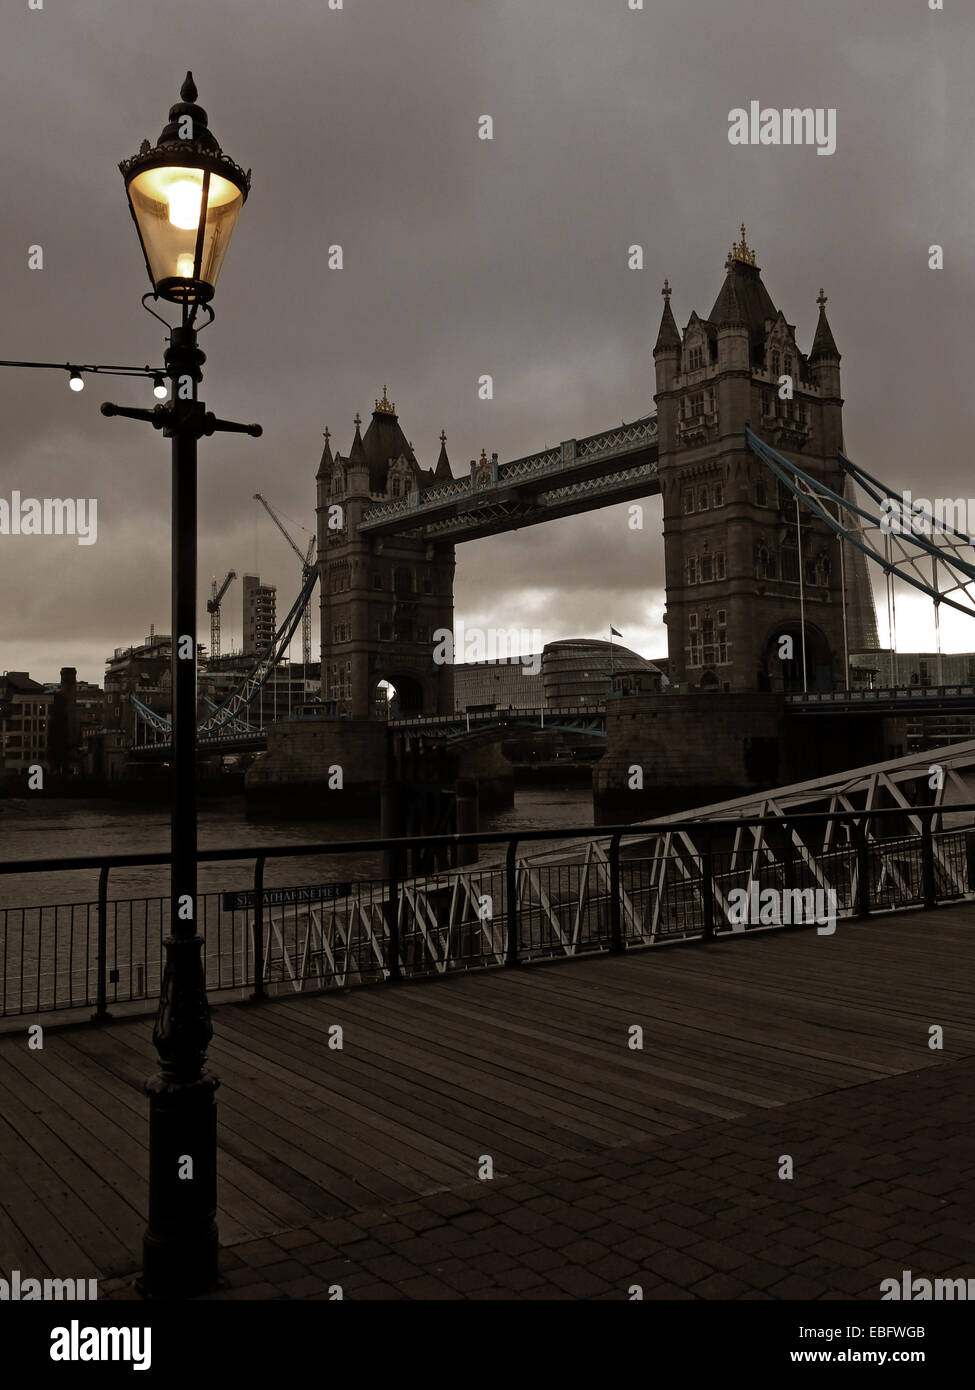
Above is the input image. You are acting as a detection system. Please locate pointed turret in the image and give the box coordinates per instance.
[316,427,333,481]
[714,268,745,327]
[809,289,842,454]
[654,279,681,355]
[810,288,840,361]
[348,412,366,464]
[434,429,452,483]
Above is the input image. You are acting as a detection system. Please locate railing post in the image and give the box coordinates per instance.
[921,809,936,909]
[856,821,871,920]
[965,829,975,892]
[91,864,112,1023]
[701,832,715,941]
[505,838,519,966]
[781,821,796,894]
[251,855,267,1000]
[609,832,623,953]
[386,845,403,982]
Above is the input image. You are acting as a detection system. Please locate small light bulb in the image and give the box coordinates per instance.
[153,377,168,400]
[69,371,84,392]
[167,178,203,231]
[176,252,196,279]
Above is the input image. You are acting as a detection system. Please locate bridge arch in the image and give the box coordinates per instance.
[375,671,425,719]
[761,620,834,695]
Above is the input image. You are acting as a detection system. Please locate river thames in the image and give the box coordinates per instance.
[0,784,598,911]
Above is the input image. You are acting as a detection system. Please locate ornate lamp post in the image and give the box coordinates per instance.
[104,72,261,1298]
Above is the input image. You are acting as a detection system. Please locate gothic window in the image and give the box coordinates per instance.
[781,539,800,582]
[716,552,726,580]
[700,610,729,666]
[373,572,383,589]
[683,491,694,515]
[697,485,709,511]
[809,550,830,586]
[378,622,392,642]
[391,477,402,498]
[756,481,767,507]
[687,557,698,584]
[687,345,704,371]
[687,613,701,667]
[755,541,775,580]
[712,482,723,508]
[784,354,792,377]
[707,389,716,416]
[700,554,713,583]
[771,350,780,376]
[690,392,705,418]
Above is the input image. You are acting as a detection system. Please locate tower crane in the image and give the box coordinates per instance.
[206,569,236,659]
[253,493,316,667]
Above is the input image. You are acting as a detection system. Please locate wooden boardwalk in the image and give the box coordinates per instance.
[1,904,974,1281]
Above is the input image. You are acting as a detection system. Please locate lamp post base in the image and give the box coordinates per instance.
[140,1070,220,1299]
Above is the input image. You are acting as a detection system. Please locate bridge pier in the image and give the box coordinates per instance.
[594,692,901,822]
[245,718,386,813]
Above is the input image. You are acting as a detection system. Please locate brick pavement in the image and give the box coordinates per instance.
[101,1054,975,1301]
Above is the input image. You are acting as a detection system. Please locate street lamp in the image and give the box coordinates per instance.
[103,71,260,1299]
[120,72,249,307]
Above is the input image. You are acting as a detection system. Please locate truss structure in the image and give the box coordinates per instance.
[747,428,975,620]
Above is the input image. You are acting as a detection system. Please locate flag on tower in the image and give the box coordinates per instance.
[610,626,622,638]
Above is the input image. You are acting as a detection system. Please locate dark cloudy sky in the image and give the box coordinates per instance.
[0,0,971,685]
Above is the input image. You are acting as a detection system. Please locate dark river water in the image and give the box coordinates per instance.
[0,785,598,911]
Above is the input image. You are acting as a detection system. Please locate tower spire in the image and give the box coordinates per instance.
[654,279,681,354]
[316,425,333,480]
[434,429,452,482]
[810,287,840,360]
[731,223,756,266]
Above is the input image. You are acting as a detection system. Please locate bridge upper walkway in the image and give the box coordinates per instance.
[357,414,659,542]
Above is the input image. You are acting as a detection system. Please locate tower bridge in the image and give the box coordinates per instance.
[314,227,878,726]
[128,227,975,816]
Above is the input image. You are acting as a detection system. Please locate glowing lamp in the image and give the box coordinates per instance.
[120,72,250,304]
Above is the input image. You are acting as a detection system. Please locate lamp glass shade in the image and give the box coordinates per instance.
[127,163,245,303]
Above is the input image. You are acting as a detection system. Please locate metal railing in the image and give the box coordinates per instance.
[2,803,974,1023]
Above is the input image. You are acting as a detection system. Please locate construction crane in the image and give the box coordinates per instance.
[253,493,316,667]
[207,570,236,658]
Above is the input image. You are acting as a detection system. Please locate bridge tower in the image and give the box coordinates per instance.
[653,228,877,694]
[316,388,456,718]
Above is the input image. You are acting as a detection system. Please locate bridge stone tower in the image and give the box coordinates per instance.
[316,388,456,718]
[653,228,877,694]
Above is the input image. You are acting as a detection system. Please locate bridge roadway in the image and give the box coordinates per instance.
[130,685,975,756]
[2,902,973,1299]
